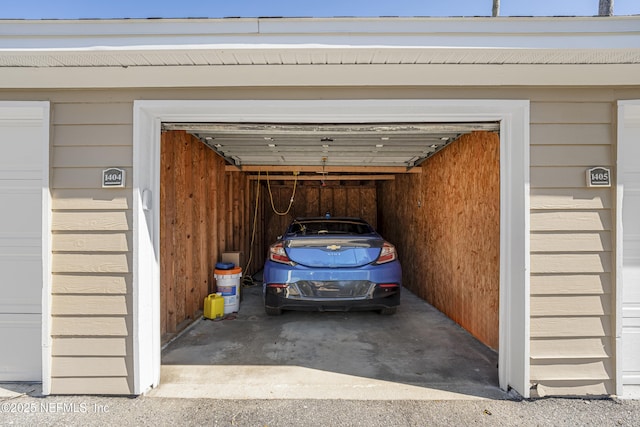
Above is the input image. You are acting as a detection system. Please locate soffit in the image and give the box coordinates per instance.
[2,48,640,67]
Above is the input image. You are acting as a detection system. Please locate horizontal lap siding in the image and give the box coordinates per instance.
[529,100,614,397]
[50,102,133,395]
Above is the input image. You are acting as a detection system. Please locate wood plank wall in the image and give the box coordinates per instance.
[379,131,500,350]
[261,180,378,252]
[160,131,252,340]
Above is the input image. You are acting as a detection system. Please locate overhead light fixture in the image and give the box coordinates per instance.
[430,144,438,148]
[214,143,222,148]
[205,136,214,141]
[441,137,449,141]
[380,137,389,141]
[376,144,384,148]
[322,144,330,148]
[264,137,274,141]
[268,143,277,148]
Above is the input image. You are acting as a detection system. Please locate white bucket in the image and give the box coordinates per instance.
[214,269,241,314]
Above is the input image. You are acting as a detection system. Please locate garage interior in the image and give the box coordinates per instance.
[157,121,501,395]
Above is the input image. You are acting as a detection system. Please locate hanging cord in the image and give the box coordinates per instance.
[266,170,298,216]
[243,171,298,287]
[320,157,328,187]
[242,171,261,287]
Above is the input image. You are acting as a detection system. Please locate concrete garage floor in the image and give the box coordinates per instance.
[150,286,510,401]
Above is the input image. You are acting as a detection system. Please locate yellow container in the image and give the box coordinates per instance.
[203,293,224,319]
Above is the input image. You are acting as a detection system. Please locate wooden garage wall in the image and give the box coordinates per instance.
[50,102,134,394]
[379,131,500,350]
[160,131,250,341]
[528,101,615,397]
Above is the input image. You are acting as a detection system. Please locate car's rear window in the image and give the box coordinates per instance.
[288,220,373,235]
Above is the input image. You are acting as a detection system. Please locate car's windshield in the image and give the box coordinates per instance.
[288,220,374,235]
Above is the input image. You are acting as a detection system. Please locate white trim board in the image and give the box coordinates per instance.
[132,99,531,397]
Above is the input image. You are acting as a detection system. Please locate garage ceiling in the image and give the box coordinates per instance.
[164,122,499,170]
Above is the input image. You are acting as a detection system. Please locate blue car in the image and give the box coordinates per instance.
[263,216,402,315]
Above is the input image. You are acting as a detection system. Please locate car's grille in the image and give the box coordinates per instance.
[295,280,374,299]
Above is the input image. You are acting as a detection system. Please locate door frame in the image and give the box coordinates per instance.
[616,99,640,398]
[132,99,531,397]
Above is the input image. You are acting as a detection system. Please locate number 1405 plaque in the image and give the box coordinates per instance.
[586,167,611,188]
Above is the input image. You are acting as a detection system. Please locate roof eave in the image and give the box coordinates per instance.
[1,16,639,85]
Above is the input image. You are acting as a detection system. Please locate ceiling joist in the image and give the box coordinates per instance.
[166,122,497,134]
[248,174,395,181]
[225,165,422,174]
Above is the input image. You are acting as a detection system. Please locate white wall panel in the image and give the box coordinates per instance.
[618,102,640,394]
[0,102,49,382]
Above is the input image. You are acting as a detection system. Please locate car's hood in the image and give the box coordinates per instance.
[284,236,383,268]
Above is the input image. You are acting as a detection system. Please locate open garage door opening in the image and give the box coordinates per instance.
[132,99,530,397]
[155,120,504,399]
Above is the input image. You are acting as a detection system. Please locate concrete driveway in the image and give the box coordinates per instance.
[151,286,508,400]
